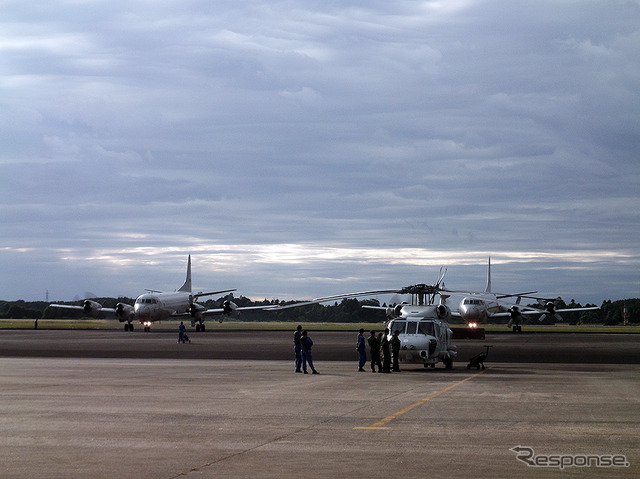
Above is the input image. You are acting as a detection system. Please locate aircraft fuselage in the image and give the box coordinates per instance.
[134,292,193,323]
[458,295,501,323]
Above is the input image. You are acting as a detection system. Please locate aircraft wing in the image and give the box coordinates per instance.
[500,304,599,315]
[49,303,117,315]
[553,306,600,313]
[490,305,599,321]
[48,304,86,311]
[193,289,236,300]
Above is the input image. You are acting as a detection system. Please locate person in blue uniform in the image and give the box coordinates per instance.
[356,328,367,372]
[294,325,303,373]
[380,328,391,373]
[368,330,382,372]
[391,330,401,372]
[178,321,186,343]
[301,330,319,374]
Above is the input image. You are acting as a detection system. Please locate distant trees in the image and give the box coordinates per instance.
[600,299,640,326]
[0,301,44,319]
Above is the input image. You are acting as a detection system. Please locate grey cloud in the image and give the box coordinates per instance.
[1,0,638,303]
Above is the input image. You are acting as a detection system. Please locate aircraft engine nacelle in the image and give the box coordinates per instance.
[509,306,522,319]
[385,304,403,319]
[189,303,204,319]
[542,301,563,322]
[436,304,449,319]
[221,300,238,315]
[115,303,135,322]
[83,300,103,316]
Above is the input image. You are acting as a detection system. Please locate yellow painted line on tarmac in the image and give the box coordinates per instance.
[355,368,490,430]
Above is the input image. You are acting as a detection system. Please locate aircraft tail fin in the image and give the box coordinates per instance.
[178,255,192,293]
[484,257,492,293]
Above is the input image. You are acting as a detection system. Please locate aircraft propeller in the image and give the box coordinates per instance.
[541,300,564,322]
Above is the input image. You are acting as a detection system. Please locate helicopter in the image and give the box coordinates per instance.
[314,267,458,369]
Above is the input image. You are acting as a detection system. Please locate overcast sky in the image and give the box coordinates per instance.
[1,0,639,306]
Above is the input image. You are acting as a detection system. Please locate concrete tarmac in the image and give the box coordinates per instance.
[0,330,638,478]
[1,329,639,363]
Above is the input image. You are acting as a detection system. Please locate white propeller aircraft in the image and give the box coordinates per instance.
[451,258,599,332]
[49,256,281,332]
[313,268,458,369]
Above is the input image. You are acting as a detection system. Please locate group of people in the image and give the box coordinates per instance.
[293,325,319,374]
[177,322,402,374]
[357,328,401,373]
[293,325,401,375]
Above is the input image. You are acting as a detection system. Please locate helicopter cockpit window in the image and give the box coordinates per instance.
[406,321,418,334]
[390,321,405,335]
[418,321,435,336]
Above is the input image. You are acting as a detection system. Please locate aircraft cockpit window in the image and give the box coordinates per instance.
[390,321,405,335]
[137,297,157,304]
[407,321,418,334]
[418,321,435,336]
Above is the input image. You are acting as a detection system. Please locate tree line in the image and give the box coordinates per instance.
[1,296,638,325]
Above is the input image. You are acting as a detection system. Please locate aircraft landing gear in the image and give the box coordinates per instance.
[124,323,134,332]
[512,325,522,333]
[443,357,453,369]
[195,323,205,332]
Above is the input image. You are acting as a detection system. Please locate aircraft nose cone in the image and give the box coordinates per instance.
[134,304,150,319]
[465,306,481,321]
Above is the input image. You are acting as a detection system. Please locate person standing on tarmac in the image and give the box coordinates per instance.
[380,328,391,373]
[391,329,401,372]
[356,328,367,372]
[178,321,186,343]
[301,330,319,374]
[294,325,303,373]
[368,330,382,373]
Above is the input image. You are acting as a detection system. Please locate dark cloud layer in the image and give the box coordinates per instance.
[1,1,638,303]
